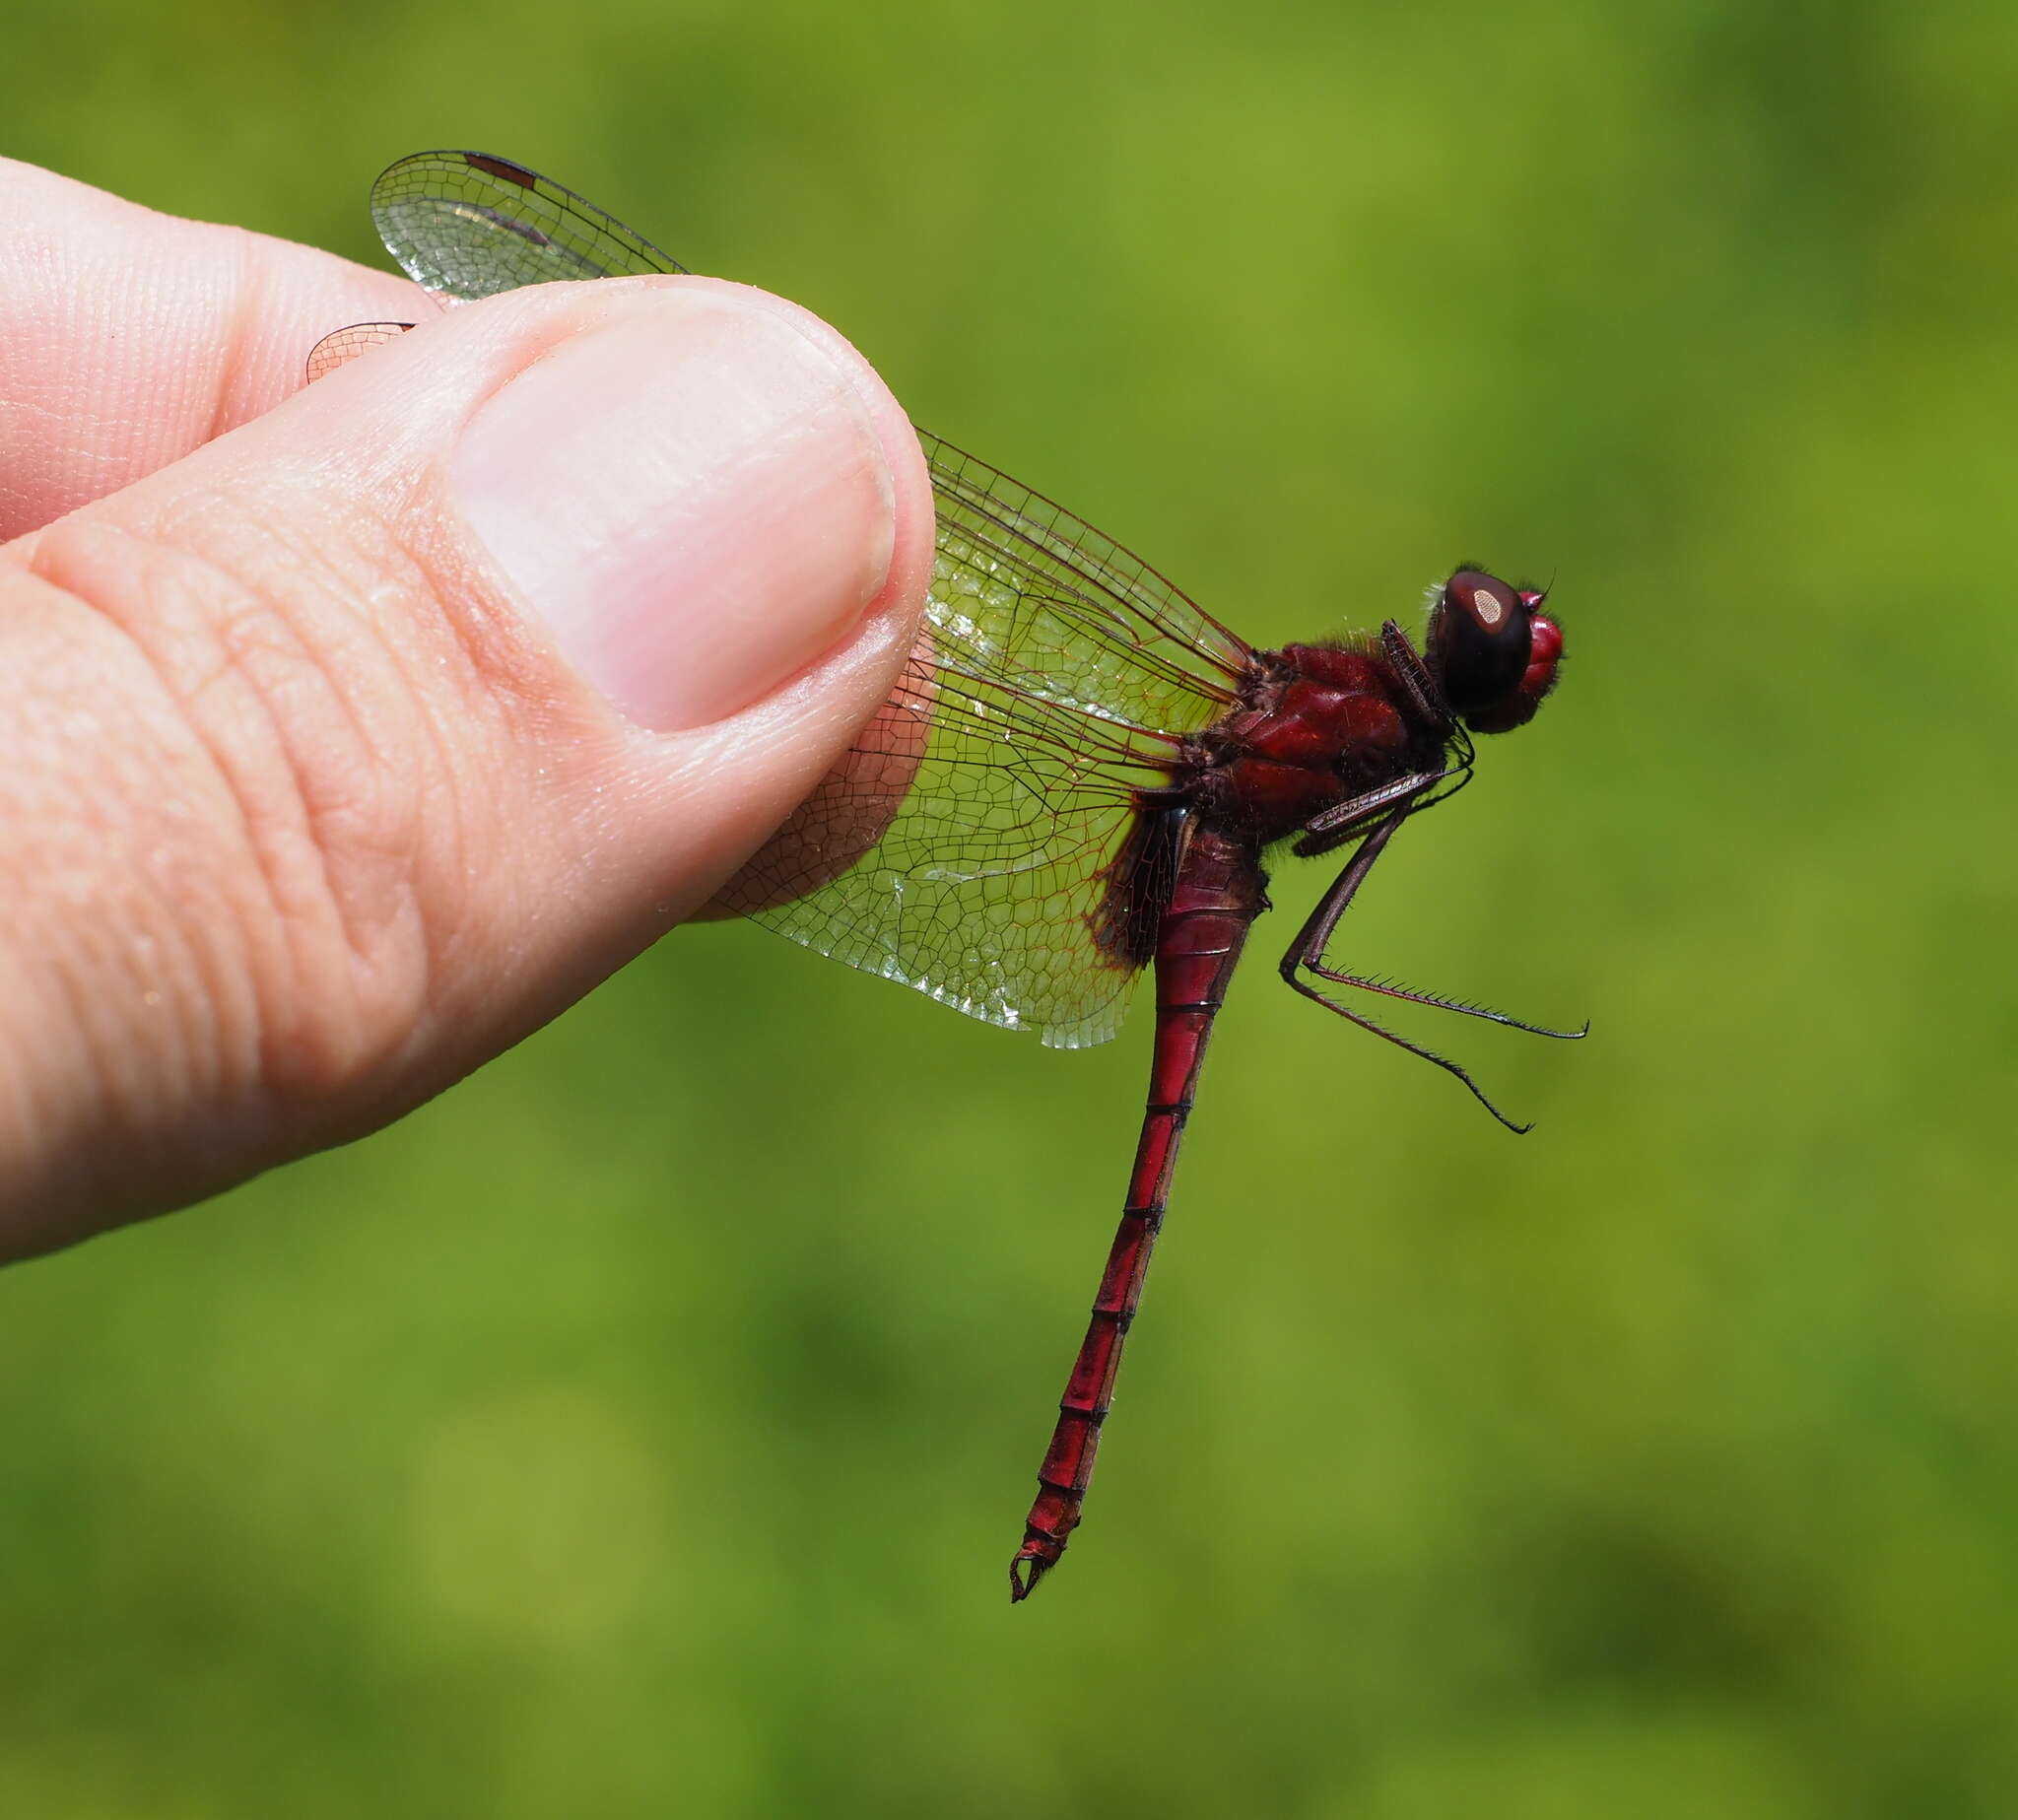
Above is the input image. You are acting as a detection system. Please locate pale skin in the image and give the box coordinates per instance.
[0,158,936,1259]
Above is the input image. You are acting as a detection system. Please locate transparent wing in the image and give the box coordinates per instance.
[306,150,685,378]
[371,150,688,300]
[918,435,1253,725]
[327,153,1260,1045]
[723,433,1251,1047]
[304,319,413,382]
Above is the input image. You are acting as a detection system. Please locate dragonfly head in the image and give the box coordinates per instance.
[1426,569,1564,735]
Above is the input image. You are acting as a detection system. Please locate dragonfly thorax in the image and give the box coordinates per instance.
[1194,640,1447,845]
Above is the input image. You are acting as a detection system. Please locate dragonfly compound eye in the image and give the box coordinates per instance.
[1430,569,1558,734]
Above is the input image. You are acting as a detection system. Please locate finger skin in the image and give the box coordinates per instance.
[0,243,933,1257]
[0,156,426,540]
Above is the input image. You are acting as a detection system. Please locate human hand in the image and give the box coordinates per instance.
[0,158,935,1258]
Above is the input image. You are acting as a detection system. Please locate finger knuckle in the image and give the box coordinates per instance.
[26,491,502,1112]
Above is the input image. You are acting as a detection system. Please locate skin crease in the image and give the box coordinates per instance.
[0,158,936,1257]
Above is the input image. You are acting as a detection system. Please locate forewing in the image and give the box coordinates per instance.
[920,435,1252,725]
[370,150,688,302]
[723,437,1251,1048]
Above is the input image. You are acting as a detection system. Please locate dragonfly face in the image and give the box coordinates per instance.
[313,151,1581,1602]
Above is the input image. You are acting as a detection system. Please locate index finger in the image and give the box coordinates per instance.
[0,158,425,540]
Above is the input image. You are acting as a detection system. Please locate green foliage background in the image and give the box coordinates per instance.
[6,2,2016,1814]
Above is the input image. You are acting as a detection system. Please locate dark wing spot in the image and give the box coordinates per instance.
[464,154,540,188]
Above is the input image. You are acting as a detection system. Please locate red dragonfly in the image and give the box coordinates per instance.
[313,151,1579,1602]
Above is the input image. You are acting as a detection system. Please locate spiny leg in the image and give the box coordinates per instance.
[1277,808,1571,1133]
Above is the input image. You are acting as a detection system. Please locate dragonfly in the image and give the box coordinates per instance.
[311,150,1580,1602]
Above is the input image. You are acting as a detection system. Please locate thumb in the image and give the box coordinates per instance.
[0,275,933,1254]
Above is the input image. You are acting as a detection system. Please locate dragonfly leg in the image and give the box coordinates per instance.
[1302,954,1590,1042]
[1291,769,1450,860]
[1379,620,1450,731]
[1277,808,1547,1133]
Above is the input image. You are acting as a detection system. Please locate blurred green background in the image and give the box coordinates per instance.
[6,1,2016,1814]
